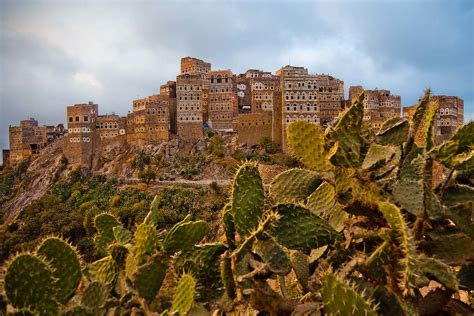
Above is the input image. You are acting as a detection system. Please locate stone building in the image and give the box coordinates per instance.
[236,74,252,113]
[96,114,127,142]
[236,112,272,145]
[403,95,464,145]
[208,70,237,131]
[176,57,211,140]
[127,94,171,145]
[64,102,98,166]
[349,86,401,130]
[233,69,283,145]
[277,65,344,151]
[160,81,177,134]
[6,118,65,166]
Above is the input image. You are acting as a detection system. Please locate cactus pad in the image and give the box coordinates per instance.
[4,253,58,315]
[362,144,397,171]
[322,271,377,316]
[81,281,108,310]
[418,255,458,291]
[326,93,364,168]
[144,195,160,225]
[269,168,322,203]
[376,117,409,146]
[378,201,418,296]
[252,239,291,275]
[222,203,236,249]
[306,182,346,232]
[108,243,129,267]
[291,251,310,292]
[171,272,197,315]
[286,120,333,171]
[87,256,119,287]
[94,213,121,256]
[220,252,236,300]
[271,204,339,252]
[163,220,210,253]
[231,161,265,237]
[132,254,168,303]
[134,222,158,264]
[36,237,81,304]
[113,226,132,245]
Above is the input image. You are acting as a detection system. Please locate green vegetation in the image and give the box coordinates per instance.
[138,168,156,184]
[1,90,473,314]
[0,159,30,205]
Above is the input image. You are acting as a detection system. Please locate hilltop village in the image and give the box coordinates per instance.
[3,56,464,168]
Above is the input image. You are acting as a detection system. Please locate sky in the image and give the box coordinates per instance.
[1,0,473,158]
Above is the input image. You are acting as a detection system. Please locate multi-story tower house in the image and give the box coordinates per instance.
[208,70,237,131]
[277,65,344,151]
[235,69,282,145]
[236,74,252,113]
[96,114,127,142]
[249,70,279,113]
[403,95,464,145]
[176,57,211,139]
[160,81,177,134]
[64,102,98,166]
[127,94,170,145]
[349,86,401,130]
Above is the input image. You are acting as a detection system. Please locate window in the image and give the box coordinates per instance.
[69,117,73,122]
[75,116,79,122]
[84,116,88,122]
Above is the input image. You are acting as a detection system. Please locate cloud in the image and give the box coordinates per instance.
[0,0,473,163]
[73,72,103,90]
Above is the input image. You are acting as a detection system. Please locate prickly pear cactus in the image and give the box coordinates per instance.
[4,253,58,316]
[94,213,121,256]
[222,203,236,249]
[269,168,322,203]
[81,281,109,310]
[252,239,291,275]
[376,117,409,146]
[378,201,418,296]
[322,271,377,316]
[326,92,365,168]
[163,219,209,253]
[134,222,158,264]
[220,251,236,300]
[231,161,265,237]
[290,251,310,292]
[170,272,197,315]
[36,237,81,304]
[132,253,168,303]
[286,120,333,172]
[271,204,339,252]
[87,255,119,287]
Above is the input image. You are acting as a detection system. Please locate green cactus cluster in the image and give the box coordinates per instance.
[1,89,473,315]
[4,237,81,315]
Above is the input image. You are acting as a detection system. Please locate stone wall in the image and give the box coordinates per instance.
[236,112,272,145]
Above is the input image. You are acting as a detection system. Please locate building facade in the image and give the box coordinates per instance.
[64,102,98,166]
[7,118,64,166]
[127,94,171,145]
[208,70,236,131]
[277,65,344,151]
[176,57,211,139]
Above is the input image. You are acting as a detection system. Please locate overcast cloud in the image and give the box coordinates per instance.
[1,0,473,159]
